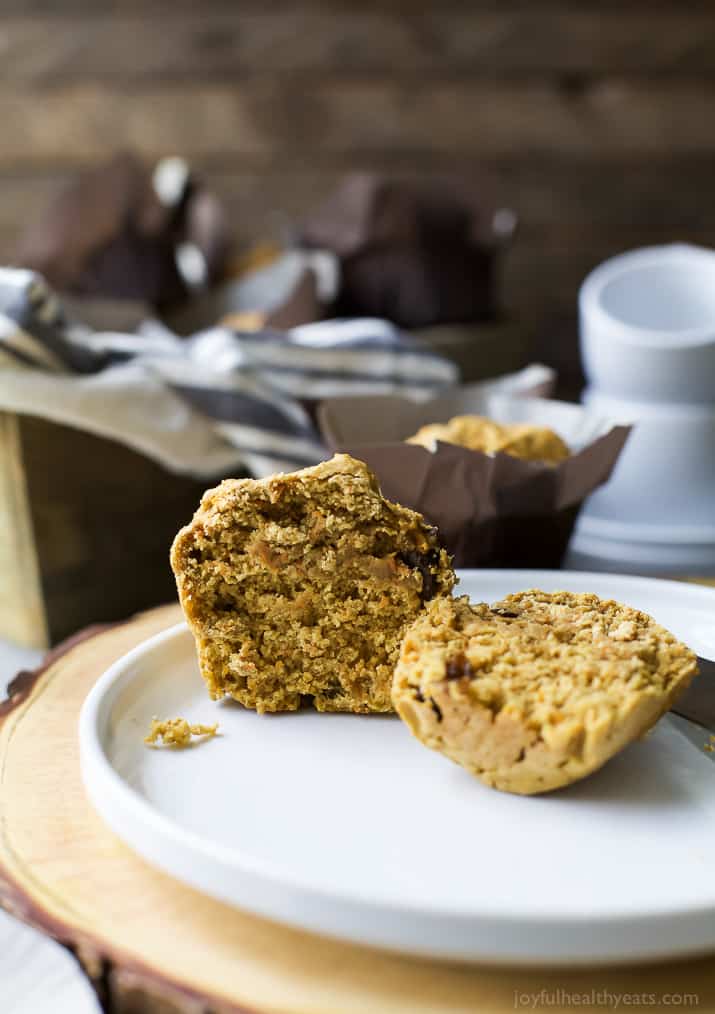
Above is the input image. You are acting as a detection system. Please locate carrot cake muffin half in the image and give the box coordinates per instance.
[171,454,455,714]
[407,415,570,464]
[392,591,697,794]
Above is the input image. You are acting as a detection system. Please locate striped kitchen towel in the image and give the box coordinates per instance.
[0,268,458,478]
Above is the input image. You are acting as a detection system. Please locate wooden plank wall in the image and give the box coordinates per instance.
[1,1,715,391]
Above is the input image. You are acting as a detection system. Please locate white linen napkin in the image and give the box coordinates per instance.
[0,269,458,478]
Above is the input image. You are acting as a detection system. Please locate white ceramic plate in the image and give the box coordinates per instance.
[0,644,93,1014]
[80,570,715,966]
[0,908,99,1014]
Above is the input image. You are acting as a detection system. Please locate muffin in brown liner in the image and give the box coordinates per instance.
[318,386,630,569]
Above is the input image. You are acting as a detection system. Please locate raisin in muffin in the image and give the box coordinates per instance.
[171,454,455,713]
[392,591,697,794]
[407,415,570,464]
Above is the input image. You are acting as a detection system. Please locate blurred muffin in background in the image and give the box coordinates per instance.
[407,415,570,465]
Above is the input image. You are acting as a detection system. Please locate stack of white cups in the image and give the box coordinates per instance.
[567,243,715,574]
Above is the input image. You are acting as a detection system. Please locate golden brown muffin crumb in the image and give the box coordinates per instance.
[145,717,219,748]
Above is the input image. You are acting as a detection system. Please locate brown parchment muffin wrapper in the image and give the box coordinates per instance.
[318,387,631,569]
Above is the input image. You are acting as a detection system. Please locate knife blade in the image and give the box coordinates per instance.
[669,656,715,733]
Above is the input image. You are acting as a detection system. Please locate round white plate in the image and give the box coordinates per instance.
[0,908,99,1014]
[80,570,715,966]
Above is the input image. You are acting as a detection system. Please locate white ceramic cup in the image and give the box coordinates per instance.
[581,388,715,533]
[580,243,715,403]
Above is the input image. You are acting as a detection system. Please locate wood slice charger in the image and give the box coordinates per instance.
[1,603,715,1013]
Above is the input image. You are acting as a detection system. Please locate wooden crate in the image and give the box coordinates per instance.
[410,321,529,384]
[0,412,227,649]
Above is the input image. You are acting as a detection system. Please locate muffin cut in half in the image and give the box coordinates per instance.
[407,415,570,464]
[392,590,697,794]
[171,454,455,713]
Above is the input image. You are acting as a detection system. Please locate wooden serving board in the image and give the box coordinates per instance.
[1,604,715,1014]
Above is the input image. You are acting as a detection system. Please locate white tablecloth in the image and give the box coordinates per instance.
[1,640,42,695]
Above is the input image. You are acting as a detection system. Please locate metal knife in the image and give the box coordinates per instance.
[670,655,715,733]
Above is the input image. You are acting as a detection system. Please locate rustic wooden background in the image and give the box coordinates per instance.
[2,1,715,390]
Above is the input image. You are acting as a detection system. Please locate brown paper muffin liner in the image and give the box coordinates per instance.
[318,385,630,569]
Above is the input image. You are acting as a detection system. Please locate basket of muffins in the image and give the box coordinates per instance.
[170,452,698,796]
